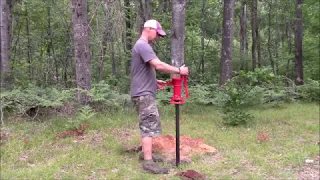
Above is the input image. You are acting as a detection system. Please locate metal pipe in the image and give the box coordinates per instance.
[175,104,180,167]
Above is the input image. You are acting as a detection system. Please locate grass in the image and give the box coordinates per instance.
[1,102,319,179]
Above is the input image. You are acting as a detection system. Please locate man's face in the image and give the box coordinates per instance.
[148,28,159,41]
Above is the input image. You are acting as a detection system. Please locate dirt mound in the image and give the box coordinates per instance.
[152,135,217,161]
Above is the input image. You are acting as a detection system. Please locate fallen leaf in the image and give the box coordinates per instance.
[111,168,119,173]
[19,153,29,161]
[27,163,35,167]
[97,169,108,175]
[305,159,314,163]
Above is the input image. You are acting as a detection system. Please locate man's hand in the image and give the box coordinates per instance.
[157,79,167,90]
[179,65,189,75]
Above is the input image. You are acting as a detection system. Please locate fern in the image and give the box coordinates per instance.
[297,79,320,101]
[1,85,75,117]
[64,106,95,130]
[89,81,131,110]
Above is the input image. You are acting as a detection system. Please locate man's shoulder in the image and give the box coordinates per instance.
[134,39,151,48]
[133,40,151,55]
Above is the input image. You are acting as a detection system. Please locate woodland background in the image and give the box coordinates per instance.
[0,1,319,179]
[0,0,319,124]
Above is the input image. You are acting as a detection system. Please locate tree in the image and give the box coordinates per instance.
[294,0,303,85]
[250,0,257,70]
[171,0,186,67]
[135,0,153,34]
[0,0,14,89]
[144,0,153,21]
[200,0,207,74]
[103,2,116,77]
[267,0,275,73]
[256,4,262,68]
[124,0,133,75]
[275,0,280,74]
[219,0,235,85]
[239,0,248,71]
[285,0,293,79]
[2,0,318,92]
[70,0,91,104]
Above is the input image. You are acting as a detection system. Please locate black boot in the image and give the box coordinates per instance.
[141,160,169,174]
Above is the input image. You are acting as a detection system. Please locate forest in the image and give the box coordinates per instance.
[0,0,319,179]
[1,0,319,116]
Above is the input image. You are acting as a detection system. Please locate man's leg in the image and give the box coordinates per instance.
[139,95,161,161]
[134,95,168,174]
[141,136,152,160]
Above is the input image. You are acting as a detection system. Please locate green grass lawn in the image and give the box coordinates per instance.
[1,102,319,179]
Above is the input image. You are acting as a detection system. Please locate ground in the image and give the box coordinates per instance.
[296,154,319,180]
[0,102,319,179]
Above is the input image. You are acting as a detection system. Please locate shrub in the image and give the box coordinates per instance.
[0,85,75,119]
[297,79,320,101]
[89,81,131,111]
[237,67,277,86]
[222,108,254,126]
[64,106,95,131]
[156,89,172,105]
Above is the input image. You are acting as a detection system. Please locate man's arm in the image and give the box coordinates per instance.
[149,58,180,74]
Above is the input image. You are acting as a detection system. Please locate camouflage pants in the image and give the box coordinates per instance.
[131,95,161,137]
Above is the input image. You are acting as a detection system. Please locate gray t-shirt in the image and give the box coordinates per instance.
[130,39,157,97]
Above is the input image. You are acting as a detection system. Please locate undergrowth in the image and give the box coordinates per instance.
[1,67,319,127]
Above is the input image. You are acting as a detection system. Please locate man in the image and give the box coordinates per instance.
[130,19,189,174]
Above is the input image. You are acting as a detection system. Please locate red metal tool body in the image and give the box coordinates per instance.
[166,75,189,104]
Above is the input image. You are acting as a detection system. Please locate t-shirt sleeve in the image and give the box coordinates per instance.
[138,43,158,63]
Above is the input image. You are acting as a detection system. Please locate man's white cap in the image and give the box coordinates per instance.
[143,19,166,37]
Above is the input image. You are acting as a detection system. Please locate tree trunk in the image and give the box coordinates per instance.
[26,6,33,79]
[157,0,164,13]
[256,14,262,67]
[0,0,14,90]
[275,0,280,75]
[99,27,108,81]
[200,0,206,74]
[219,0,234,85]
[111,40,116,76]
[70,0,91,104]
[286,0,293,78]
[239,0,247,71]
[135,0,153,34]
[125,0,132,75]
[144,0,153,21]
[98,2,110,81]
[294,0,303,85]
[64,27,73,88]
[282,2,287,45]
[171,0,186,67]
[250,0,257,71]
[47,4,59,84]
[268,0,275,74]
[46,6,52,85]
[135,0,143,34]
[244,4,248,72]
[164,0,171,12]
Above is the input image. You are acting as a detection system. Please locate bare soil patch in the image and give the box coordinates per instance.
[124,135,217,162]
[296,155,320,180]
